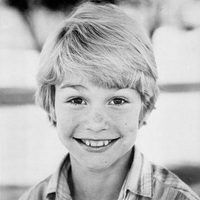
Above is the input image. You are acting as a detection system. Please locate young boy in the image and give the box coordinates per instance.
[19,2,200,200]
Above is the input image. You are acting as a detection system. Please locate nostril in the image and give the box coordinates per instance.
[84,109,110,132]
[85,116,109,132]
[86,123,109,132]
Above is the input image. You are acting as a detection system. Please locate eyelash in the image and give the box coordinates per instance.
[66,97,128,106]
[109,97,128,106]
[67,97,87,105]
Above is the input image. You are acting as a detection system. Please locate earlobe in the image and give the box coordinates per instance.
[138,107,151,128]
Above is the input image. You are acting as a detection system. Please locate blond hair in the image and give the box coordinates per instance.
[35,2,159,126]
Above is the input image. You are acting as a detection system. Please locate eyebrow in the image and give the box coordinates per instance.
[60,83,87,91]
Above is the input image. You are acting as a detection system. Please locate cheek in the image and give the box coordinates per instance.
[56,112,80,148]
[56,108,80,135]
[122,120,138,138]
[56,104,81,124]
[121,116,139,147]
[111,109,140,131]
[56,110,71,129]
[56,108,90,140]
[118,119,138,151]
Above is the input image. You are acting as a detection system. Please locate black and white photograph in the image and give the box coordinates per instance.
[0,0,200,199]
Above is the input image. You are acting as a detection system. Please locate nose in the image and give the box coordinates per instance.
[85,108,109,133]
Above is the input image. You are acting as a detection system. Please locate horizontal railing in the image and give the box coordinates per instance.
[1,83,200,105]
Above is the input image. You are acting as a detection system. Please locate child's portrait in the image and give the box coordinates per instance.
[17,2,200,200]
[1,0,200,200]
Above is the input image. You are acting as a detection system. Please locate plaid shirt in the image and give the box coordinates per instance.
[19,147,200,200]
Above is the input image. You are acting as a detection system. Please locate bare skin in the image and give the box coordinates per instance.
[55,80,142,200]
[68,150,133,200]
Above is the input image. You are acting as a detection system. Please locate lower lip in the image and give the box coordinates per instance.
[75,139,119,153]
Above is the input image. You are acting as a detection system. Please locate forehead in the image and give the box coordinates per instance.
[58,69,134,90]
[57,73,141,100]
[59,74,89,90]
[58,74,111,91]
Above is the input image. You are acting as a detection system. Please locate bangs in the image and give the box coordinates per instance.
[55,53,156,110]
[54,22,155,92]
[56,46,153,97]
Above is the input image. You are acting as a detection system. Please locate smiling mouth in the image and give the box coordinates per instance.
[74,138,119,148]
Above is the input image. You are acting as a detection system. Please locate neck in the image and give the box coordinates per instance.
[68,150,133,200]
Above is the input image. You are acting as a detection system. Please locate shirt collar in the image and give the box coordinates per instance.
[46,154,72,200]
[124,147,153,198]
[45,147,153,199]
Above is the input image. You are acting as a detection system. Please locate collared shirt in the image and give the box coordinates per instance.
[19,147,200,200]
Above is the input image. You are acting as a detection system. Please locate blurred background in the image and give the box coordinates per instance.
[0,0,200,199]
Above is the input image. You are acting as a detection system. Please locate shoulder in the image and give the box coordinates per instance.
[18,176,52,200]
[151,163,200,200]
[18,154,70,200]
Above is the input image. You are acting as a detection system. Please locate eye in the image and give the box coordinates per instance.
[109,97,128,106]
[67,97,87,105]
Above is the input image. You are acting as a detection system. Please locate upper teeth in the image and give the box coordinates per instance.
[81,140,111,147]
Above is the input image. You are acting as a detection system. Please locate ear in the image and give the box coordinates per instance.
[138,106,151,128]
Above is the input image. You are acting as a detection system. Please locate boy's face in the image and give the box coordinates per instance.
[55,76,142,170]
